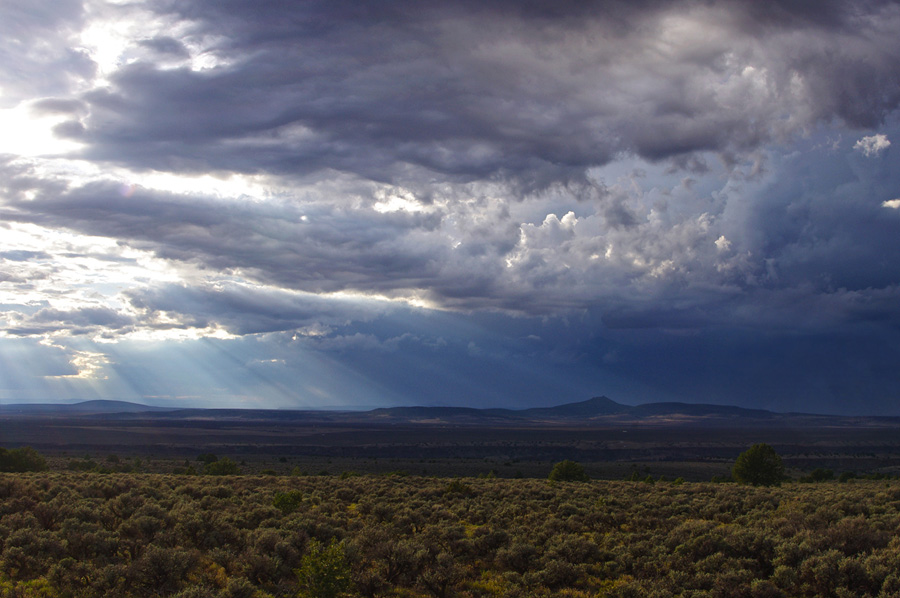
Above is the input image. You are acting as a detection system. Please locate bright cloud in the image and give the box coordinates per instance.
[0,103,85,156]
[854,134,891,157]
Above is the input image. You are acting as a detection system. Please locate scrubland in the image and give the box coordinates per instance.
[2,472,900,597]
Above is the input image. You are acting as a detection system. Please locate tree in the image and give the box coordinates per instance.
[548,460,590,482]
[0,446,49,472]
[732,443,785,486]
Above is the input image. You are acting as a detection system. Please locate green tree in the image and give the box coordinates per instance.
[548,460,590,482]
[0,446,49,472]
[295,539,352,598]
[732,443,785,486]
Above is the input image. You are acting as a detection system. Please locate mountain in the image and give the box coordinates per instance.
[630,401,776,418]
[0,395,818,424]
[369,406,517,420]
[0,400,174,415]
[519,396,631,418]
[364,396,784,423]
[366,396,632,422]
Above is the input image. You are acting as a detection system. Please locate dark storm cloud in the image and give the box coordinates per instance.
[596,132,900,333]
[5,129,900,330]
[582,320,900,415]
[31,306,131,328]
[0,163,682,316]
[137,37,190,58]
[0,175,455,298]
[29,98,89,117]
[51,0,900,184]
[735,136,900,292]
[12,306,135,336]
[5,0,900,413]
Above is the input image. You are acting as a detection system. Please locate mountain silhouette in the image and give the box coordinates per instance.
[0,395,796,422]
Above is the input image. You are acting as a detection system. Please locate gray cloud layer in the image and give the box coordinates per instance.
[3,0,900,412]
[42,0,900,184]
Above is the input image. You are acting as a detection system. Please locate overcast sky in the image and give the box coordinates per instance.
[2,0,900,414]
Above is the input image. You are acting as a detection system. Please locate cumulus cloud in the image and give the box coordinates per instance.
[0,162,726,317]
[5,129,900,331]
[883,199,900,209]
[854,134,891,156]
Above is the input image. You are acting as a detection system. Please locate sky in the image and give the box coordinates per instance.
[1,0,900,414]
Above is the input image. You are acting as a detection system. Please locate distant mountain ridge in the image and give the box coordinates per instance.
[370,396,781,421]
[0,395,826,422]
[519,396,632,417]
[0,399,175,414]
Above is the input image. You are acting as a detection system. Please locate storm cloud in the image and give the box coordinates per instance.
[45,0,900,185]
[2,0,900,412]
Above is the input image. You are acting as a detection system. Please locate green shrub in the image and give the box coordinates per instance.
[548,460,590,482]
[67,458,98,472]
[838,471,857,483]
[445,479,474,496]
[273,490,303,514]
[800,468,834,483]
[295,539,352,598]
[204,457,240,476]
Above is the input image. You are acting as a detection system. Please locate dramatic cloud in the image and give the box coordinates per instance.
[2,0,900,413]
